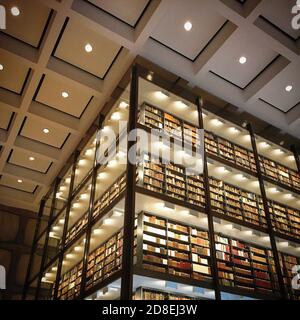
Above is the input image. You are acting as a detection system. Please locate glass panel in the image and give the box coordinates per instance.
[65,178,92,245]
[56,236,85,300]
[73,133,96,191]
[53,167,72,219]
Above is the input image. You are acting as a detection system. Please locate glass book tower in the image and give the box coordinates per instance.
[23,64,300,301]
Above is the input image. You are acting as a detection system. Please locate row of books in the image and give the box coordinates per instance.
[139,102,300,192]
[139,156,300,239]
[142,213,212,283]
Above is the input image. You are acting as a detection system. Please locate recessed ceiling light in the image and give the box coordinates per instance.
[85,43,93,53]
[0,64,3,71]
[62,91,69,98]
[184,21,192,31]
[29,156,35,161]
[11,6,20,16]
[43,128,50,134]
[285,85,293,92]
[239,56,247,64]
[17,179,23,183]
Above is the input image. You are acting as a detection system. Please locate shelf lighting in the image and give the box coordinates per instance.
[229,127,240,134]
[80,193,88,200]
[274,148,284,155]
[243,230,253,236]
[225,224,233,230]
[235,174,247,181]
[278,241,289,247]
[175,101,188,109]
[104,218,113,225]
[43,128,50,134]
[78,159,86,166]
[29,156,35,161]
[93,229,102,235]
[284,193,294,200]
[211,118,224,127]
[59,218,65,225]
[52,226,60,231]
[154,91,169,100]
[85,148,94,156]
[107,159,118,168]
[218,166,229,174]
[0,64,4,71]
[72,202,80,208]
[52,267,57,271]
[65,177,71,183]
[260,141,270,148]
[119,101,129,109]
[111,112,121,121]
[113,210,123,217]
[269,187,279,194]
[66,253,75,259]
[17,179,23,183]
[74,246,83,252]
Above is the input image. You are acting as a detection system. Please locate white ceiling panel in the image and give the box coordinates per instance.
[151,0,227,60]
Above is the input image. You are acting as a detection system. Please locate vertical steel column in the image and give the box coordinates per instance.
[53,151,79,299]
[291,145,300,173]
[79,114,105,299]
[35,178,60,300]
[120,65,139,300]
[22,199,45,300]
[247,123,287,299]
[196,97,221,300]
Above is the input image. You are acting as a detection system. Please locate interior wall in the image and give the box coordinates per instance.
[0,204,39,300]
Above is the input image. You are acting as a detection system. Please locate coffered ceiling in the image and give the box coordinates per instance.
[0,0,299,211]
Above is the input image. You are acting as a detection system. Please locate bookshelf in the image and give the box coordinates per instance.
[93,173,126,220]
[278,252,300,300]
[29,64,300,302]
[86,230,123,291]
[134,287,200,300]
[139,103,300,193]
[140,212,212,283]
[56,261,82,300]
[215,234,279,296]
[139,155,300,239]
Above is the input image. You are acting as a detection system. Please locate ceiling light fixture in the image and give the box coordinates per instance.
[0,64,3,71]
[184,21,192,31]
[43,128,50,134]
[11,6,20,16]
[85,43,93,53]
[17,179,23,183]
[29,156,35,161]
[239,56,247,64]
[62,91,69,98]
[285,85,293,92]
